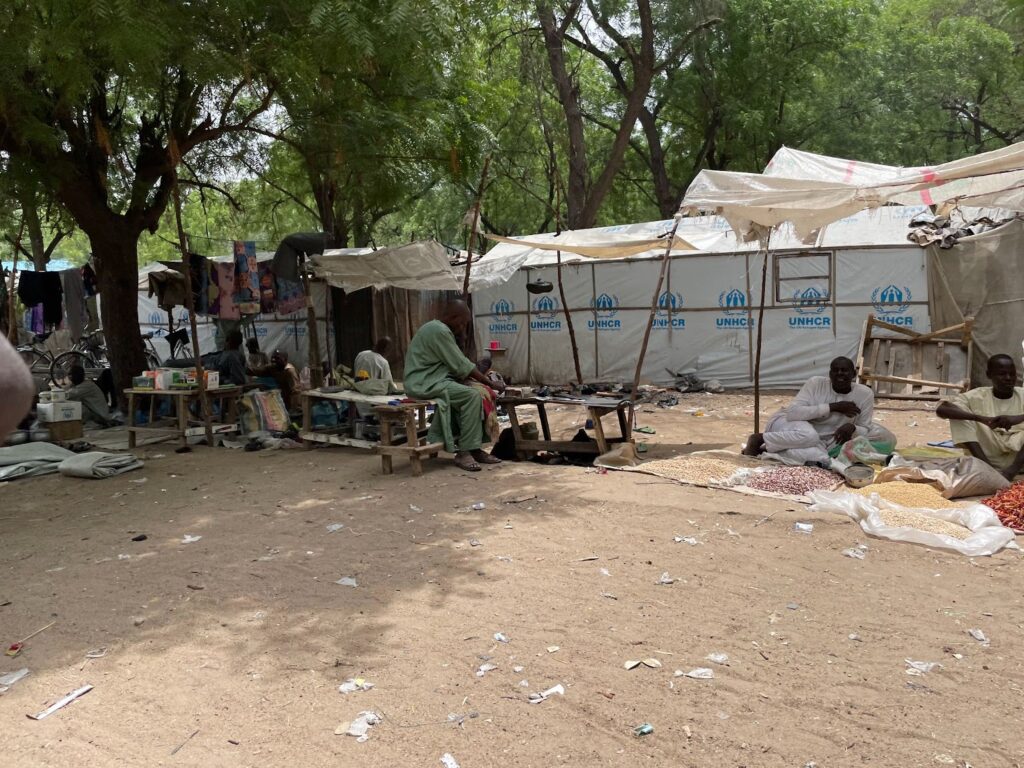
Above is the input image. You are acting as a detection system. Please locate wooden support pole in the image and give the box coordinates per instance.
[752,234,772,433]
[171,176,214,447]
[6,221,25,342]
[631,214,683,401]
[461,155,492,298]
[553,184,583,385]
[299,252,323,389]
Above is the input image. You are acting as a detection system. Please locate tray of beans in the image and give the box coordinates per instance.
[981,483,1024,532]
[743,465,842,496]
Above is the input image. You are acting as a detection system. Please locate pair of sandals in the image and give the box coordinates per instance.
[454,450,502,472]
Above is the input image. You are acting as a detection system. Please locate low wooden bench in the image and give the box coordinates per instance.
[373,402,444,476]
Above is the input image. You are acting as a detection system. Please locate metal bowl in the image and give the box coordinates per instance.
[843,462,875,488]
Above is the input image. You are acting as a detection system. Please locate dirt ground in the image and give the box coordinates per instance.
[1,392,1022,768]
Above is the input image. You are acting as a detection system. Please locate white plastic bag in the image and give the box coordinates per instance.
[808,490,1018,556]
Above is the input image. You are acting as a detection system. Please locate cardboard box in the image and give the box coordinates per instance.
[37,401,83,423]
[45,420,83,441]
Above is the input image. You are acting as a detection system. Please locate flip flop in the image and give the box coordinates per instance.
[454,455,482,472]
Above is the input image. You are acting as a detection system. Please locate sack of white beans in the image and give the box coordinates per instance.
[808,490,1019,556]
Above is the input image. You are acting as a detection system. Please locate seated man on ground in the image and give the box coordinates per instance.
[246,337,269,372]
[404,300,506,472]
[936,353,1024,480]
[353,337,400,395]
[743,356,895,466]
[67,364,116,427]
[214,329,248,387]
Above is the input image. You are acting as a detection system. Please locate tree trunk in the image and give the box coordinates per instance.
[638,107,679,218]
[537,2,590,229]
[90,227,147,409]
[19,191,48,271]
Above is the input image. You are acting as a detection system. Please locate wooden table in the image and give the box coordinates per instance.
[498,395,634,459]
[124,386,242,448]
[301,388,442,475]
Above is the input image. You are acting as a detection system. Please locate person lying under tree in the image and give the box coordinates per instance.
[937,353,1024,480]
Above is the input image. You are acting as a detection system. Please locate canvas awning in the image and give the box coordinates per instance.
[311,240,526,293]
[682,142,1024,241]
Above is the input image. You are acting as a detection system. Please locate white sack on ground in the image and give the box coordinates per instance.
[808,490,1017,556]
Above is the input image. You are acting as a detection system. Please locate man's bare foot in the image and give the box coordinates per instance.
[742,433,766,456]
[472,449,501,464]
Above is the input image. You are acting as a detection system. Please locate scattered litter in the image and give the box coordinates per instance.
[494,632,510,644]
[181,534,202,544]
[85,648,107,659]
[503,494,537,504]
[338,711,382,741]
[673,536,700,545]
[968,628,989,645]
[513,665,524,673]
[339,678,374,694]
[599,568,611,577]
[528,683,565,703]
[186,584,204,591]
[336,577,359,587]
[475,663,498,677]
[905,659,942,675]
[601,592,618,600]
[326,523,344,533]
[519,679,529,687]
[469,539,481,547]
[0,667,29,692]
[503,522,513,529]
[471,502,486,511]
[28,684,93,720]
[546,646,560,654]
[118,554,131,561]
[129,478,148,484]
[841,548,866,560]
[706,653,729,665]
[633,723,654,737]
[786,602,800,610]
[577,556,599,561]
[409,505,423,513]
[677,668,715,680]
[497,556,513,562]
[657,572,675,585]
[132,616,145,627]
[5,620,56,657]
[440,753,460,768]
[848,634,862,642]
[624,658,662,670]
[635,426,656,434]
[793,522,814,534]
[131,534,148,542]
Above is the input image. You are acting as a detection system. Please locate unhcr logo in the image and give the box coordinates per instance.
[489,298,518,335]
[653,291,685,329]
[588,293,621,331]
[717,288,753,328]
[789,286,831,328]
[872,285,914,326]
[531,295,561,332]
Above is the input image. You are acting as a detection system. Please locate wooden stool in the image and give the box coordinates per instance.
[373,402,443,476]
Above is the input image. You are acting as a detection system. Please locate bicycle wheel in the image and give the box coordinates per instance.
[50,351,102,386]
[18,348,51,376]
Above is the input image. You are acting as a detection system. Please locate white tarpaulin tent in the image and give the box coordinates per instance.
[472,207,931,388]
[682,142,1024,241]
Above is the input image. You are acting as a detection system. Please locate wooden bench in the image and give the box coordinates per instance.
[373,402,443,476]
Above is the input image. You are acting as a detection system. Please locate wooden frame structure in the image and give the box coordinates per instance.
[855,313,973,400]
[499,395,634,459]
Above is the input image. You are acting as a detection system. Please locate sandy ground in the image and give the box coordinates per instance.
[1,392,1023,768]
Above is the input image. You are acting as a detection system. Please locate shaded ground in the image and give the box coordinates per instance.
[1,393,1022,767]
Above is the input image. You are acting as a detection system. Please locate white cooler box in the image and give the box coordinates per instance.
[37,401,83,423]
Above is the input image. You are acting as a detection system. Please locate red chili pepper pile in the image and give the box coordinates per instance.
[982,483,1024,530]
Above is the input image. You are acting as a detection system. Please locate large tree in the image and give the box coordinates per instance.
[0,1,276,395]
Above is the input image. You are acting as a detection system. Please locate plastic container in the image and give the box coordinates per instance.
[843,462,875,488]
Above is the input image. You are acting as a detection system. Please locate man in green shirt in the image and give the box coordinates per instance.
[404,300,505,472]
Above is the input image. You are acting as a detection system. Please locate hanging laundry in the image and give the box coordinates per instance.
[206,260,221,317]
[17,271,63,326]
[187,253,211,315]
[61,268,87,342]
[147,270,189,311]
[258,262,277,314]
[215,262,240,320]
[275,277,306,315]
[233,240,260,315]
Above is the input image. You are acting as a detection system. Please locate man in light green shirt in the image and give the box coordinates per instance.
[937,354,1024,479]
[404,300,505,472]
